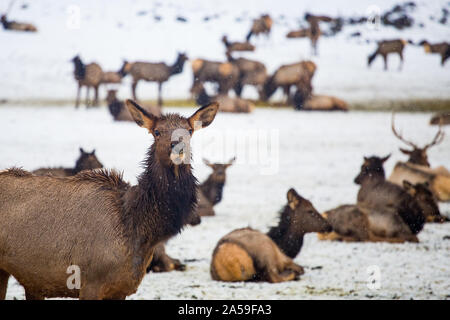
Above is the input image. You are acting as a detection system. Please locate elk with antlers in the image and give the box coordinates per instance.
[389,114,450,201]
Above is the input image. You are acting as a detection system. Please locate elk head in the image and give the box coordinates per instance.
[285,188,332,233]
[75,148,104,172]
[126,99,219,170]
[203,157,236,184]
[354,154,390,184]
[392,113,444,167]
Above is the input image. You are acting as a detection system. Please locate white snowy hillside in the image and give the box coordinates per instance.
[0,0,449,104]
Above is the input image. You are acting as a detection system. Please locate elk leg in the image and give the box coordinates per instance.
[157,82,163,107]
[85,86,90,108]
[93,85,99,106]
[398,51,404,71]
[75,83,81,108]
[383,54,388,71]
[131,81,138,101]
[0,270,10,300]
[285,261,305,277]
[265,267,296,283]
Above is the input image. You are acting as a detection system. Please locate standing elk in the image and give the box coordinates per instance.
[246,14,273,42]
[368,39,407,70]
[420,41,450,66]
[191,58,240,95]
[355,155,426,235]
[388,114,450,201]
[1,14,37,32]
[100,61,128,85]
[0,100,219,300]
[106,90,160,121]
[262,60,316,104]
[191,82,254,113]
[210,189,331,283]
[226,52,267,99]
[222,35,255,53]
[32,148,103,177]
[71,55,103,108]
[122,52,188,106]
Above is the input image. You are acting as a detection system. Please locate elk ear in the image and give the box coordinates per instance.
[80,147,85,154]
[381,154,391,163]
[91,149,96,155]
[399,148,412,155]
[203,158,213,168]
[126,99,157,131]
[225,156,236,168]
[188,102,219,132]
[287,188,301,210]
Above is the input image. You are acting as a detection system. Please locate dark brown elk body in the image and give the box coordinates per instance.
[222,36,255,53]
[72,55,103,108]
[1,14,37,32]
[355,155,425,235]
[32,148,103,177]
[210,189,330,283]
[191,58,240,95]
[123,53,188,106]
[367,39,407,70]
[420,41,450,66]
[388,114,450,201]
[246,14,273,41]
[0,100,219,300]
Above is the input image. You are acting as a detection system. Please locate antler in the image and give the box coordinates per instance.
[391,112,418,149]
[424,118,445,150]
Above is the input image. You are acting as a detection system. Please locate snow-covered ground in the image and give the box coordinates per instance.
[0,0,449,104]
[1,105,449,299]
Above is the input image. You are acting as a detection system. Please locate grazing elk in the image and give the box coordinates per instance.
[389,114,450,201]
[71,55,103,108]
[191,82,254,113]
[246,14,273,42]
[222,35,255,53]
[210,189,331,283]
[122,53,188,106]
[106,90,160,121]
[32,148,103,177]
[191,58,240,95]
[355,155,426,235]
[0,100,219,300]
[430,112,450,126]
[367,39,407,70]
[262,61,316,104]
[420,41,450,66]
[226,52,267,99]
[1,14,37,32]
[294,93,348,111]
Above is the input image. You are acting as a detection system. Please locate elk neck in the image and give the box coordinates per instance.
[200,175,225,205]
[170,56,186,76]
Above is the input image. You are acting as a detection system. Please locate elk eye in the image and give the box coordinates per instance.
[189,129,193,135]
[154,130,160,136]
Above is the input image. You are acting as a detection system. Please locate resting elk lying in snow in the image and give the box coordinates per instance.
[32,148,103,177]
[1,14,37,32]
[191,82,254,113]
[367,39,407,70]
[195,157,236,217]
[388,114,450,201]
[246,14,273,41]
[191,58,240,95]
[210,189,331,283]
[430,112,450,126]
[294,92,348,111]
[0,100,219,300]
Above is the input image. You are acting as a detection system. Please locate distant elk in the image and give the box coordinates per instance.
[191,82,254,113]
[0,99,219,300]
[226,51,267,99]
[367,39,407,70]
[71,55,103,108]
[294,93,348,111]
[388,114,450,201]
[1,14,37,32]
[286,28,310,39]
[32,148,103,177]
[100,61,128,85]
[246,14,273,42]
[122,52,188,106]
[420,41,450,66]
[222,35,255,53]
[191,58,240,95]
[430,112,450,126]
[106,90,160,122]
[262,60,316,105]
[195,157,236,216]
[355,155,426,236]
[211,189,331,283]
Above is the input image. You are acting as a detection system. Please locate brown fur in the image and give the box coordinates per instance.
[222,36,255,53]
[210,189,330,283]
[301,94,348,111]
[286,28,311,39]
[246,14,273,41]
[430,113,450,125]
[32,148,103,177]
[421,41,450,66]
[0,100,219,300]
[123,53,188,106]
[71,56,103,108]
[106,90,160,121]
[368,39,406,70]
[1,15,37,32]
[191,59,240,95]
